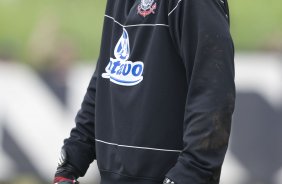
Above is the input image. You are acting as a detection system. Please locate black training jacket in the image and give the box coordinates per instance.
[62,0,235,183]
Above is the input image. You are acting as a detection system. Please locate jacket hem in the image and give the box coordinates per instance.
[99,169,163,184]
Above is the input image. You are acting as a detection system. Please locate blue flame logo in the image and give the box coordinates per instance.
[114,29,130,61]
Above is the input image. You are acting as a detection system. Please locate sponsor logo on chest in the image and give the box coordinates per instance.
[102,29,144,86]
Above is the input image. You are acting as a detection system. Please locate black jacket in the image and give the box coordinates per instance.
[62,0,235,183]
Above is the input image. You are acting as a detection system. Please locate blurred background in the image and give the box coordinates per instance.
[0,0,281,184]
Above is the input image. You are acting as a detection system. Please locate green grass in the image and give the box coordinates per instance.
[0,0,106,62]
[0,0,281,62]
[229,0,282,51]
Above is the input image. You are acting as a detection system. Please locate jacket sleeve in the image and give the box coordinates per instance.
[165,0,235,183]
[62,69,98,177]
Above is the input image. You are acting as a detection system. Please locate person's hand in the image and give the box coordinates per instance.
[54,176,79,184]
[54,149,80,184]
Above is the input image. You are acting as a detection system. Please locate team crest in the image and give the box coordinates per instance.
[137,0,157,17]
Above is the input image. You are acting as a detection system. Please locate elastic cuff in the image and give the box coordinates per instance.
[56,163,80,179]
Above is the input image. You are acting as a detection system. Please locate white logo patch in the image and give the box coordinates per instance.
[102,29,144,86]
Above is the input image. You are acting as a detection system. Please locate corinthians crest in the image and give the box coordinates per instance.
[137,0,157,17]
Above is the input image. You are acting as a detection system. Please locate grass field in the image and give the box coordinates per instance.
[0,0,106,62]
[229,0,282,51]
[0,0,281,62]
